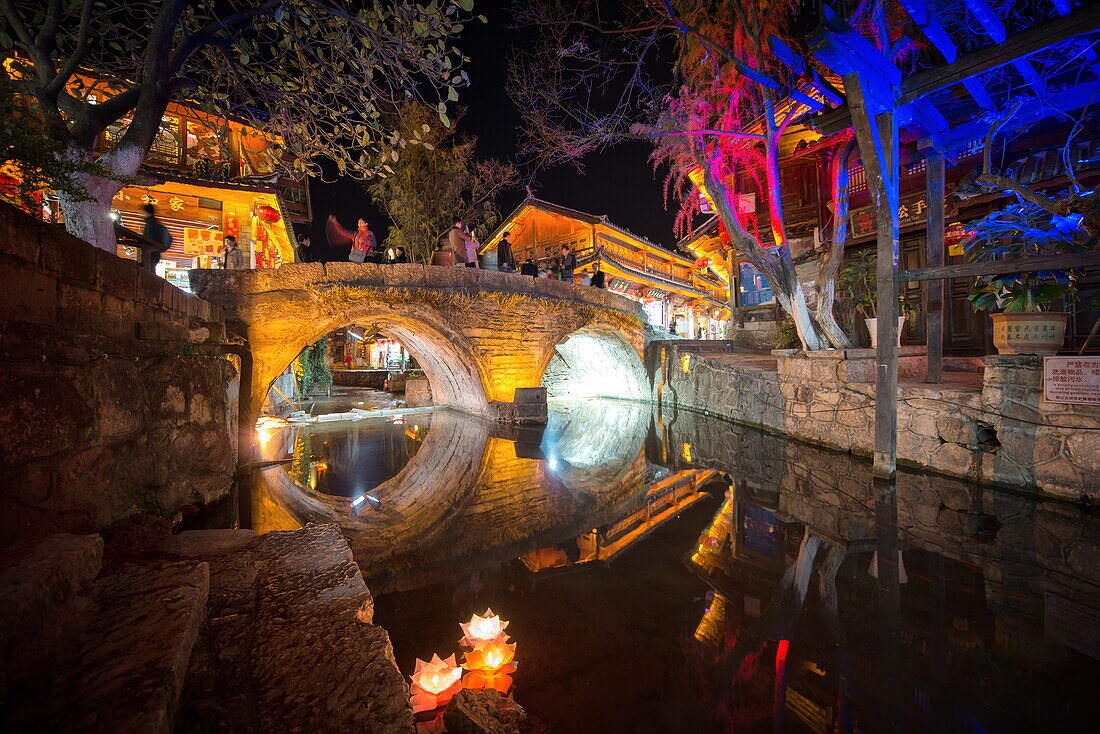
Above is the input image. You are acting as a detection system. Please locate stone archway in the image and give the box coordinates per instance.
[540,324,648,401]
[250,303,491,425]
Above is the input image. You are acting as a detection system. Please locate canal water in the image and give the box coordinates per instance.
[255,393,1100,733]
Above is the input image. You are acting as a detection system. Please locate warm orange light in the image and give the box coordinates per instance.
[462,637,516,673]
[409,653,463,713]
[459,609,509,646]
[461,637,518,694]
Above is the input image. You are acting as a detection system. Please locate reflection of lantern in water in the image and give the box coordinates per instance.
[461,638,517,693]
[459,609,509,647]
[409,653,463,713]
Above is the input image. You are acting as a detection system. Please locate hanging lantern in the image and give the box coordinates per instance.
[459,609,509,647]
[694,256,712,269]
[255,204,281,223]
[409,653,464,713]
[461,638,517,693]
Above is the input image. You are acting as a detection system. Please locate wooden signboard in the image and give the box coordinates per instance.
[850,191,928,239]
[1043,356,1100,406]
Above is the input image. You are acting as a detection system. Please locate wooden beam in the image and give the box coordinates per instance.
[938,79,1100,154]
[923,152,945,384]
[964,0,1007,43]
[899,0,957,62]
[898,250,1100,282]
[1051,0,1071,16]
[1011,58,1048,96]
[961,77,996,112]
[809,3,1100,135]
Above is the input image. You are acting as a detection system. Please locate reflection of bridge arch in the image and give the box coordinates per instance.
[190,263,647,423]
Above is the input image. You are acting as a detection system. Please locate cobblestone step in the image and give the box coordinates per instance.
[168,523,415,733]
[3,555,210,734]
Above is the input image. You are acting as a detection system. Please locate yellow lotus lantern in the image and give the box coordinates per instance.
[460,637,518,693]
[409,653,463,713]
[459,608,509,647]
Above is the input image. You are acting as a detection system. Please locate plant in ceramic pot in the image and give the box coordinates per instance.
[838,249,920,348]
[964,201,1092,355]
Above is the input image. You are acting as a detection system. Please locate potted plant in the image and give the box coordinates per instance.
[838,249,920,348]
[964,201,1091,355]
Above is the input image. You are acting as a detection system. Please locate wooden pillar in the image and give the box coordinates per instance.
[924,151,945,383]
[847,76,900,482]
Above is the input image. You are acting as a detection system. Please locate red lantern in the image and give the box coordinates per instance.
[694,257,712,269]
[255,204,280,223]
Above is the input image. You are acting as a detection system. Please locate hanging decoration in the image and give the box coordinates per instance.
[694,256,712,269]
[255,204,281,223]
[408,653,464,714]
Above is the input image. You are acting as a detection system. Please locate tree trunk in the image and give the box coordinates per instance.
[58,171,125,252]
[703,163,829,351]
[815,140,857,350]
[58,142,144,252]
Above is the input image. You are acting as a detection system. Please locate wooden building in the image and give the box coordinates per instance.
[481,198,731,338]
[101,99,311,290]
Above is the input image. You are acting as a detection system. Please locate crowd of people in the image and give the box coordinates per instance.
[138,204,604,290]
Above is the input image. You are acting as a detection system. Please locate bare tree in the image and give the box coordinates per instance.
[509,0,856,350]
[0,0,477,251]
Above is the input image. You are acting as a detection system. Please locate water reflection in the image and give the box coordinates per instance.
[254,396,1100,732]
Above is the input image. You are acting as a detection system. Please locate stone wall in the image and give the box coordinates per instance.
[0,204,237,542]
[653,341,1100,499]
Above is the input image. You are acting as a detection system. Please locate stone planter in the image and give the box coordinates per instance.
[989,312,1069,355]
[865,316,906,348]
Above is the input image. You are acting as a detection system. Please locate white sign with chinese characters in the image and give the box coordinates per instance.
[1043,356,1100,406]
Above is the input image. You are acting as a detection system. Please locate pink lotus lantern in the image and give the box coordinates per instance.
[409,653,463,713]
[460,637,518,693]
[459,608,509,647]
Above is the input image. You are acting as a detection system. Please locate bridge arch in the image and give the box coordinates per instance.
[540,323,648,401]
[252,302,490,421]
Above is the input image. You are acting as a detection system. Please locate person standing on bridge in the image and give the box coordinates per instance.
[326,215,377,263]
[590,261,606,289]
[449,221,478,268]
[496,231,516,273]
[559,244,577,283]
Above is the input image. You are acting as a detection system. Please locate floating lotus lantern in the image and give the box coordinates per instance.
[459,608,509,647]
[461,637,518,693]
[408,653,463,714]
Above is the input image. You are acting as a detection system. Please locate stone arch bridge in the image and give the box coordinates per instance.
[190,263,648,423]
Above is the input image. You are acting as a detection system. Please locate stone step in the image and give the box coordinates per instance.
[0,533,104,700]
[2,556,209,733]
[169,524,415,733]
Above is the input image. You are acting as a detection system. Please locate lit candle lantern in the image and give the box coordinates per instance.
[409,653,463,713]
[459,608,509,647]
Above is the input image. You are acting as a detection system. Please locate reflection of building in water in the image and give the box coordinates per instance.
[683,478,1100,734]
[520,469,718,573]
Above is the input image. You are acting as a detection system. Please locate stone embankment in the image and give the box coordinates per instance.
[0,203,237,542]
[652,342,1100,499]
[0,523,414,733]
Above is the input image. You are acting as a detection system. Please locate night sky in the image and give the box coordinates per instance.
[305,0,678,261]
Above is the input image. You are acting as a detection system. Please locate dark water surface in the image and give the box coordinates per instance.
[256,394,1100,733]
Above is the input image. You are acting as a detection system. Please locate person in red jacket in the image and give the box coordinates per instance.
[326,215,378,263]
